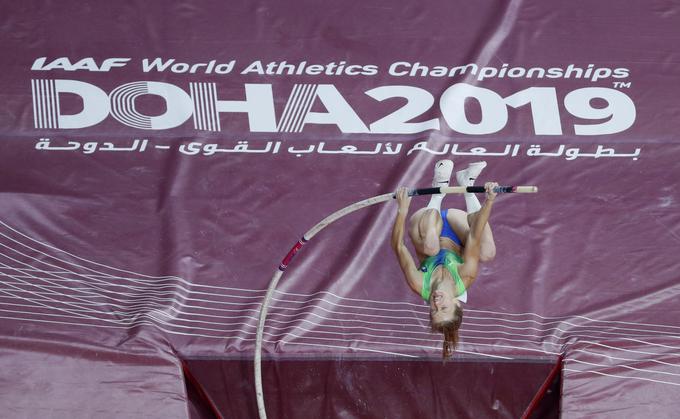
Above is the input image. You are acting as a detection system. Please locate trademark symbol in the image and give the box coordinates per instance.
[613,81,631,88]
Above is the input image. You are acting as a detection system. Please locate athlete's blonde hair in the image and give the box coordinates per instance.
[431,304,463,359]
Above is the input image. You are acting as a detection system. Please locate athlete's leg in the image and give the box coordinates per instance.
[458,184,497,282]
[408,208,443,259]
[426,159,454,211]
[408,160,453,259]
[445,209,496,262]
[457,212,484,282]
[452,162,496,261]
[456,161,486,213]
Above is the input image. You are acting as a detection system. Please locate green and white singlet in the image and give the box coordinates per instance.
[419,249,468,303]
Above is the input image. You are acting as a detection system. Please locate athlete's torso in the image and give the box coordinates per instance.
[419,249,468,303]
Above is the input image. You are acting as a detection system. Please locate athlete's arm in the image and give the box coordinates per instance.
[459,182,497,288]
[391,187,424,295]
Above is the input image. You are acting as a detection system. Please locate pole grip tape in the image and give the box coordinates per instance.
[279,238,308,271]
[408,187,440,196]
[466,186,516,193]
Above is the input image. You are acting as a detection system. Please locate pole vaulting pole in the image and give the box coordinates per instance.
[254,185,537,419]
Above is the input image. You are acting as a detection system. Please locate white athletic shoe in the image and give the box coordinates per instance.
[456,161,487,186]
[432,159,454,187]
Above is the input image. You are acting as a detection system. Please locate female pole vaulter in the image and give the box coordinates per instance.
[255,162,534,418]
[391,160,497,358]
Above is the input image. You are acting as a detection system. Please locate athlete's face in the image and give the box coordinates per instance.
[430,289,461,324]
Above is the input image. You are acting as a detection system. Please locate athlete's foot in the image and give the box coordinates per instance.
[432,159,454,188]
[456,161,487,187]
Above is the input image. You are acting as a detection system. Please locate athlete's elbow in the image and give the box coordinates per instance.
[390,237,399,251]
[391,240,405,256]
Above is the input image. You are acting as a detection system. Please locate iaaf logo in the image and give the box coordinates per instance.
[31,79,636,135]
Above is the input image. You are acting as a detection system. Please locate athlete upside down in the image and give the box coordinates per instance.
[391,160,498,358]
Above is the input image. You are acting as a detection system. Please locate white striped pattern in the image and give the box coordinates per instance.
[31,79,59,129]
[109,82,152,129]
[276,84,318,132]
[1,219,680,389]
[190,82,220,131]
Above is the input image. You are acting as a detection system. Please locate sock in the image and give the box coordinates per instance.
[428,160,453,210]
[457,162,486,214]
[427,193,444,211]
[464,192,481,214]
[457,171,482,214]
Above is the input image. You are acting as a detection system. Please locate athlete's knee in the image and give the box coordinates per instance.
[422,208,440,223]
[479,245,496,263]
[422,233,441,257]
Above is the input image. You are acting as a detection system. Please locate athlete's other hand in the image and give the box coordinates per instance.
[395,187,412,214]
[485,182,499,201]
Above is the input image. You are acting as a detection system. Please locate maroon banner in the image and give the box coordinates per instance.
[2,1,680,418]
